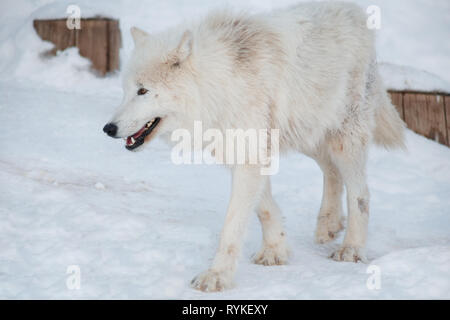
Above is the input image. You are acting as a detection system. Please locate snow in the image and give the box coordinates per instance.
[0,0,449,299]
[380,62,450,93]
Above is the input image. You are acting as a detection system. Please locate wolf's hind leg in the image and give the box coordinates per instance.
[253,179,290,266]
[328,134,370,263]
[314,152,345,244]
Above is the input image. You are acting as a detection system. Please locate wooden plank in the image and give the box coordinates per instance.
[404,92,447,145]
[34,18,120,75]
[445,96,450,147]
[33,19,76,55]
[76,19,109,75]
[107,20,121,72]
[425,94,447,145]
[388,91,404,120]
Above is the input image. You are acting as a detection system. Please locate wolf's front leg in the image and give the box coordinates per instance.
[191,166,266,292]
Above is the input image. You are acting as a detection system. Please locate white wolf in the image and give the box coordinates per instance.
[104,2,405,292]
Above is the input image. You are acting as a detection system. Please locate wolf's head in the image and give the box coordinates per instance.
[103,27,196,151]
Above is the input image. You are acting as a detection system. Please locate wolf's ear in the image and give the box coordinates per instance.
[130,27,149,46]
[175,30,193,62]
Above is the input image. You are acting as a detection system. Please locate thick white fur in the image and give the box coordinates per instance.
[108,2,405,292]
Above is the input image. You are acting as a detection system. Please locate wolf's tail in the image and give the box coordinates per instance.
[367,67,406,150]
[372,92,406,150]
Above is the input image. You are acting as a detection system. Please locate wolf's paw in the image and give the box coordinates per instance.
[190,270,233,292]
[330,246,367,263]
[252,244,289,266]
[315,215,344,244]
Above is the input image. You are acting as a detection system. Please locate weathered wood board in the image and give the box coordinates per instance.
[33,19,76,54]
[389,91,404,120]
[107,20,121,72]
[403,92,447,145]
[445,96,450,147]
[388,91,449,147]
[33,18,121,75]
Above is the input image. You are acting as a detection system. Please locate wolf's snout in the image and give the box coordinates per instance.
[103,123,118,137]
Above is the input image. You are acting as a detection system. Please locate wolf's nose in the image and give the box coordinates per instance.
[103,123,118,137]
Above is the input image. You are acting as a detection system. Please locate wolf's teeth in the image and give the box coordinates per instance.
[131,137,135,144]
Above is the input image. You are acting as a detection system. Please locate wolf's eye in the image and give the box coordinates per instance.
[137,88,148,95]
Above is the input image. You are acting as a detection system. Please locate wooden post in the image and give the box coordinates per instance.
[33,18,121,75]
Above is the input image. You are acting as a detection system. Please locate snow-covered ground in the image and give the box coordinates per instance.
[0,0,449,299]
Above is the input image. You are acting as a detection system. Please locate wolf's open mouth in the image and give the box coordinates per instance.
[125,117,161,150]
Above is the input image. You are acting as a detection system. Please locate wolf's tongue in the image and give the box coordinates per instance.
[133,126,147,138]
[127,125,147,145]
